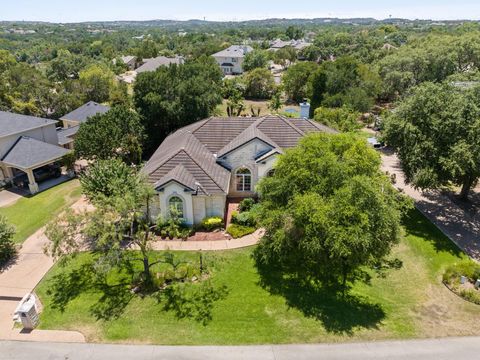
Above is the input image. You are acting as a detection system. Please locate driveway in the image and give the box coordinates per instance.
[1,336,480,360]
[0,198,90,343]
[0,189,23,208]
[382,151,480,260]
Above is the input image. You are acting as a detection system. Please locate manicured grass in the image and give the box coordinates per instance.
[0,180,81,243]
[35,209,480,344]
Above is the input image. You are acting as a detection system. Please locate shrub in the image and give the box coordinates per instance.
[443,261,480,283]
[200,217,224,231]
[459,289,480,305]
[0,215,16,266]
[238,198,255,212]
[157,209,193,240]
[226,224,256,239]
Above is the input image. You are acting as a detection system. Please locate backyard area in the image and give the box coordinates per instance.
[34,209,480,345]
[0,180,81,244]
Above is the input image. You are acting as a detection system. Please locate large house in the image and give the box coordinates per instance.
[0,112,70,194]
[142,115,336,225]
[57,101,111,149]
[211,45,253,75]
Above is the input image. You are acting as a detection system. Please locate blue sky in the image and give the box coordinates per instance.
[3,0,480,22]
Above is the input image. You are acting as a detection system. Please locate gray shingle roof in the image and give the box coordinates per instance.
[142,115,336,196]
[136,56,184,74]
[0,111,57,138]
[212,45,253,58]
[56,126,79,145]
[1,136,70,170]
[60,101,110,123]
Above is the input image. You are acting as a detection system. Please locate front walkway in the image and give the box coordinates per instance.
[148,229,263,251]
[0,198,90,343]
[1,336,480,360]
[381,151,480,260]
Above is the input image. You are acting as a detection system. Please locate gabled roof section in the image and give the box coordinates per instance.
[1,136,70,170]
[0,111,57,138]
[191,117,256,153]
[255,115,305,148]
[212,45,253,58]
[154,164,198,192]
[142,130,230,195]
[217,119,280,158]
[60,101,110,123]
[255,148,283,163]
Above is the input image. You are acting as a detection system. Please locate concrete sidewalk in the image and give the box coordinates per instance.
[0,198,90,343]
[1,336,480,360]
[381,152,480,260]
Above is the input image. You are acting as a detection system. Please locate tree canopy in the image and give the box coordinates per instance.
[254,133,409,292]
[133,57,223,156]
[383,82,480,200]
[74,106,144,164]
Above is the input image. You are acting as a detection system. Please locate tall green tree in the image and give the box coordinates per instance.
[254,133,408,292]
[383,82,480,200]
[74,106,144,164]
[79,63,115,103]
[282,61,318,102]
[243,50,269,71]
[134,57,223,155]
[243,68,276,100]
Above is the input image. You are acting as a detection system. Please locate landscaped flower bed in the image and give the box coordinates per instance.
[443,261,480,305]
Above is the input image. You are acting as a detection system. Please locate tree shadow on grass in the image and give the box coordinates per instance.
[256,263,385,335]
[46,262,134,321]
[402,208,464,257]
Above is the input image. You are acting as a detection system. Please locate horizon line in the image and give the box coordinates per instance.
[1,16,479,25]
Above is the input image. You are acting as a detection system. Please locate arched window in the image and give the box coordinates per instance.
[236,167,252,192]
[168,196,184,218]
[266,169,275,177]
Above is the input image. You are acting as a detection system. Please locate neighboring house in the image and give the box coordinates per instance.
[269,39,312,52]
[211,45,253,75]
[57,101,111,149]
[135,56,184,74]
[119,56,139,71]
[0,111,70,194]
[142,114,336,225]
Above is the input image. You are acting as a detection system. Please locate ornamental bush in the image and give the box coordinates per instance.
[226,224,256,239]
[200,217,224,231]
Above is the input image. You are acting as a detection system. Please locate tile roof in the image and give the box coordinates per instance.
[1,136,70,170]
[136,56,184,74]
[154,164,199,192]
[212,45,253,58]
[0,111,57,138]
[60,101,110,123]
[143,115,336,195]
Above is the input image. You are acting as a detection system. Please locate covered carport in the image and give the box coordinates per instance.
[0,136,70,194]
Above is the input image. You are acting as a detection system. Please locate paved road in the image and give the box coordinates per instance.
[1,337,480,359]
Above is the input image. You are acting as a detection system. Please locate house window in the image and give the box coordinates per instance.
[168,196,184,218]
[236,167,252,192]
[231,58,237,63]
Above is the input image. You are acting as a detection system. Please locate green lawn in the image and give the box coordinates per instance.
[0,180,82,243]
[35,209,480,344]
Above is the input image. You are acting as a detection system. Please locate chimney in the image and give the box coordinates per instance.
[300,100,311,119]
